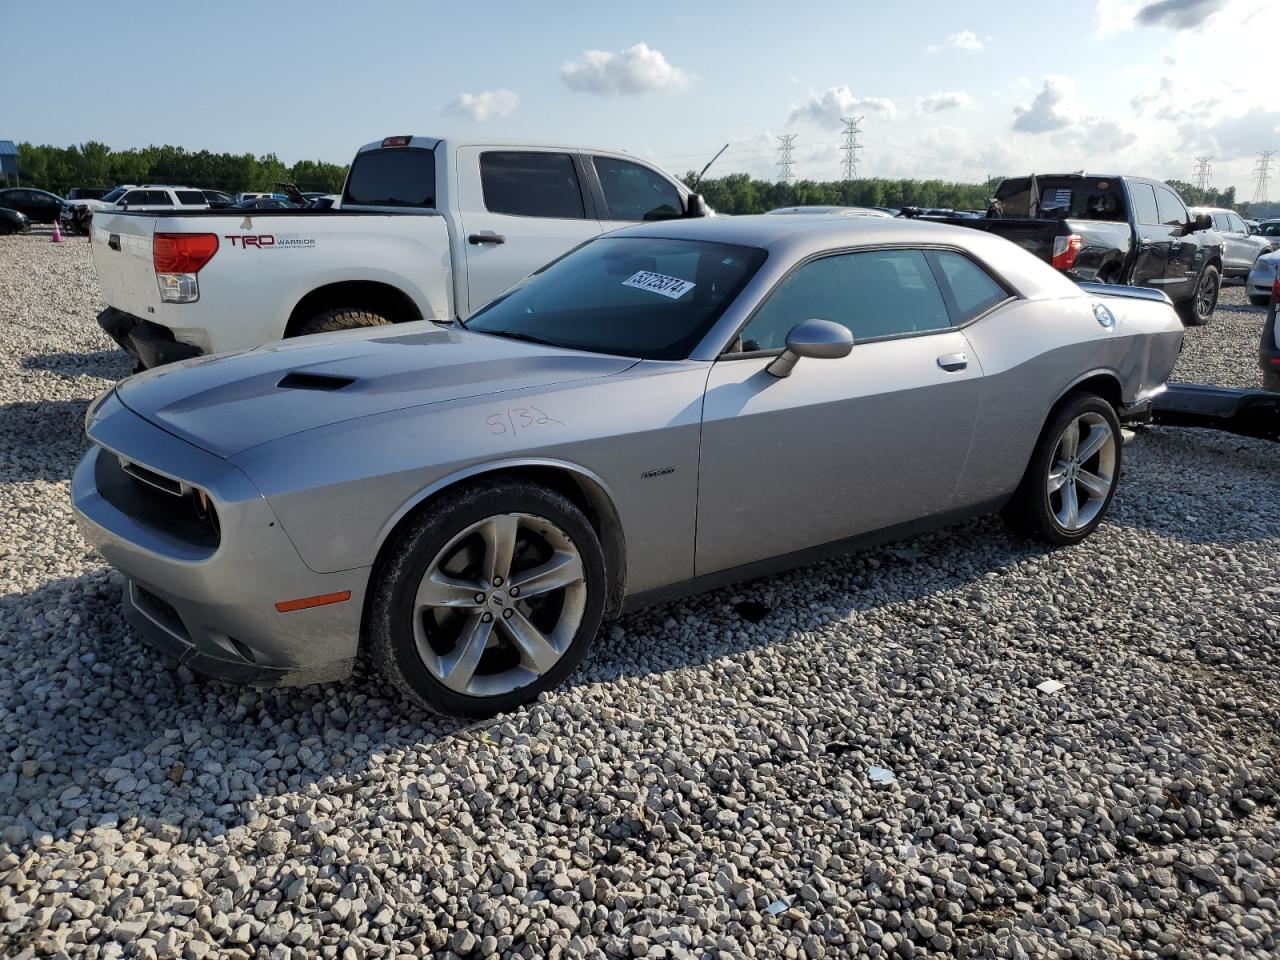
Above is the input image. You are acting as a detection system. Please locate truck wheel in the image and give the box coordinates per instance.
[368,479,607,717]
[1176,265,1219,326]
[1001,392,1122,546]
[1249,294,1271,307]
[293,308,391,338]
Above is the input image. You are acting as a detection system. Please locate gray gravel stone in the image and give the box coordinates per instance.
[0,233,1277,960]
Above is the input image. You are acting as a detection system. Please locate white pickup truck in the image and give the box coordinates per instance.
[90,136,708,367]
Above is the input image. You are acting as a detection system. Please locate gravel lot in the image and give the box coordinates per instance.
[1,230,1277,960]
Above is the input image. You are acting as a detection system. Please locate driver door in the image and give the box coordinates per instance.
[695,248,984,576]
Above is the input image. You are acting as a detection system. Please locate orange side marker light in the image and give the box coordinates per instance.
[275,591,351,613]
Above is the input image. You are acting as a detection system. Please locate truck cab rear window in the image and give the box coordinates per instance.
[343,147,436,208]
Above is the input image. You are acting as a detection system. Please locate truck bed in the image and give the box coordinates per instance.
[90,208,453,357]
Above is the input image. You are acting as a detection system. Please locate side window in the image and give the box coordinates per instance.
[1212,213,1231,232]
[593,156,683,221]
[928,250,1010,322]
[1229,213,1248,234]
[120,190,144,205]
[1154,186,1188,227]
[1130,184,1159,225]
[479,151,586,219]
[176,191,206,205]
[737,249,951,352]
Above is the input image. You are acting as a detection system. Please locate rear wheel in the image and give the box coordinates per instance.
[1002,393,1122,545]
[368,480,607,717]
[293,307,391,338]
[1176,264,1219,326]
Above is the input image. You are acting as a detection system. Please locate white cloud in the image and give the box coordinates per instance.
[919,91,973,113]
[926,30,984,53]
[1078,116,1139,152]
[788,85,896,127]
[1135,0,1227,29]
[560,43,690,96]
[1012,76,1078,133]
[444,89,519,122]
[1179,107,1280,159]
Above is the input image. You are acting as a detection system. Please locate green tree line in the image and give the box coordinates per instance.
[684,171,999,215]
[14,142,349,196]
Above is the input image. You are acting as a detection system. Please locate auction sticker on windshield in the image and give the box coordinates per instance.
[623,271,695,300]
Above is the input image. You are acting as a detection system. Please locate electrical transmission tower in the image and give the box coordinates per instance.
[840,117,863,181]
[1254,150,1276,204]
[776,135,797,183]
[1192,156,1213,192]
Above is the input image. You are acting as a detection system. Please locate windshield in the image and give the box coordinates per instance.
[101,187,126,203]
[465,236,767,360]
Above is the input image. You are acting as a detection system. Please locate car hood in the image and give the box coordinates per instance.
[114,324,637,458]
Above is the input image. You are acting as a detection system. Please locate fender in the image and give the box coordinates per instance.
[371,456,628,609]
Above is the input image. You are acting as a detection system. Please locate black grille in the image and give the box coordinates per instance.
[133,585,189,639]
[95,452,220,550]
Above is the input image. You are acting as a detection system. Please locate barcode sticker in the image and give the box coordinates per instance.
[622,271,695,300]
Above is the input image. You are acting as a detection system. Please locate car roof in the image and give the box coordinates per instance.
[612,215,1083,301]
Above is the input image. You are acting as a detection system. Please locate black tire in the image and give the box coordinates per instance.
[1002,392,1123,546]
[368,479,607,717]
[293,307,391,338]
[0,222,14,237]
[1249,294,1271,307]
[1176,264,1219,326]
[1264,369,1280,394]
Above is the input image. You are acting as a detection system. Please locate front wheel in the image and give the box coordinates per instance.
[1176,264,1219,326]
[368,480,607,717]
[1002,393,1122,546]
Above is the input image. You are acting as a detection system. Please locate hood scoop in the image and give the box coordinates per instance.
[277,372,356,392]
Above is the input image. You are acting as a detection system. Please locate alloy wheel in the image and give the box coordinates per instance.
[1046,412,1116,531]
[1196,270,1218,321]
[411,513,587,696]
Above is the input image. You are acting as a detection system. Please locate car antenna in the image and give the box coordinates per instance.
[690,143,730,191]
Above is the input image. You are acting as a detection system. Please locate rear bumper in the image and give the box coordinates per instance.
[98,307,203,368]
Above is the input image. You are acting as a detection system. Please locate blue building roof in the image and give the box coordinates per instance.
[0,141,16,156]
[0,141,18,176]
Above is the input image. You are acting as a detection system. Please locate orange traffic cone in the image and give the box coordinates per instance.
[51,221,63,243]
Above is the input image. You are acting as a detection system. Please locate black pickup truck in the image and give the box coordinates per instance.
[929,174,1224,325]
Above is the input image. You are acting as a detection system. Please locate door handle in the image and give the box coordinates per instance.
[108,234,120,251]
[468,232,505,245]
[937,353,968,372]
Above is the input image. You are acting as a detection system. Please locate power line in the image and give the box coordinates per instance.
[1254,150,1276,204]
[840,117,863,181]
[1192,155,1213,192]
[776,135,797,184]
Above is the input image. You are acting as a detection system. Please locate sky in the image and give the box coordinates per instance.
[3,0,1280,193]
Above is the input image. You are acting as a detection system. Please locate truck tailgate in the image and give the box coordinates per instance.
[90,212,161,320]
[934,217,1063,263]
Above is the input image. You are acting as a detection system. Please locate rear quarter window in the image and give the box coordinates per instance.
[343,147,437,207]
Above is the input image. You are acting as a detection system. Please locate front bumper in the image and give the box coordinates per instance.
[98,306,204,368]
[72,391,367,686]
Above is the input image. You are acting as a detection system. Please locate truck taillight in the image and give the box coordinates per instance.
[1272,276,1280,304]
[381,135,412,147]
[154,233,218,304]
[154,233,218,273]
[1051,234,1083,271]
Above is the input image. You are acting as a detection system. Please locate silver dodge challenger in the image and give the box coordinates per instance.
[72,216,1183,716]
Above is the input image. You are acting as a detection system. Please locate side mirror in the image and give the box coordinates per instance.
[1191,212,1213,232]
[685,193,708,218]
[766,319,853,378]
